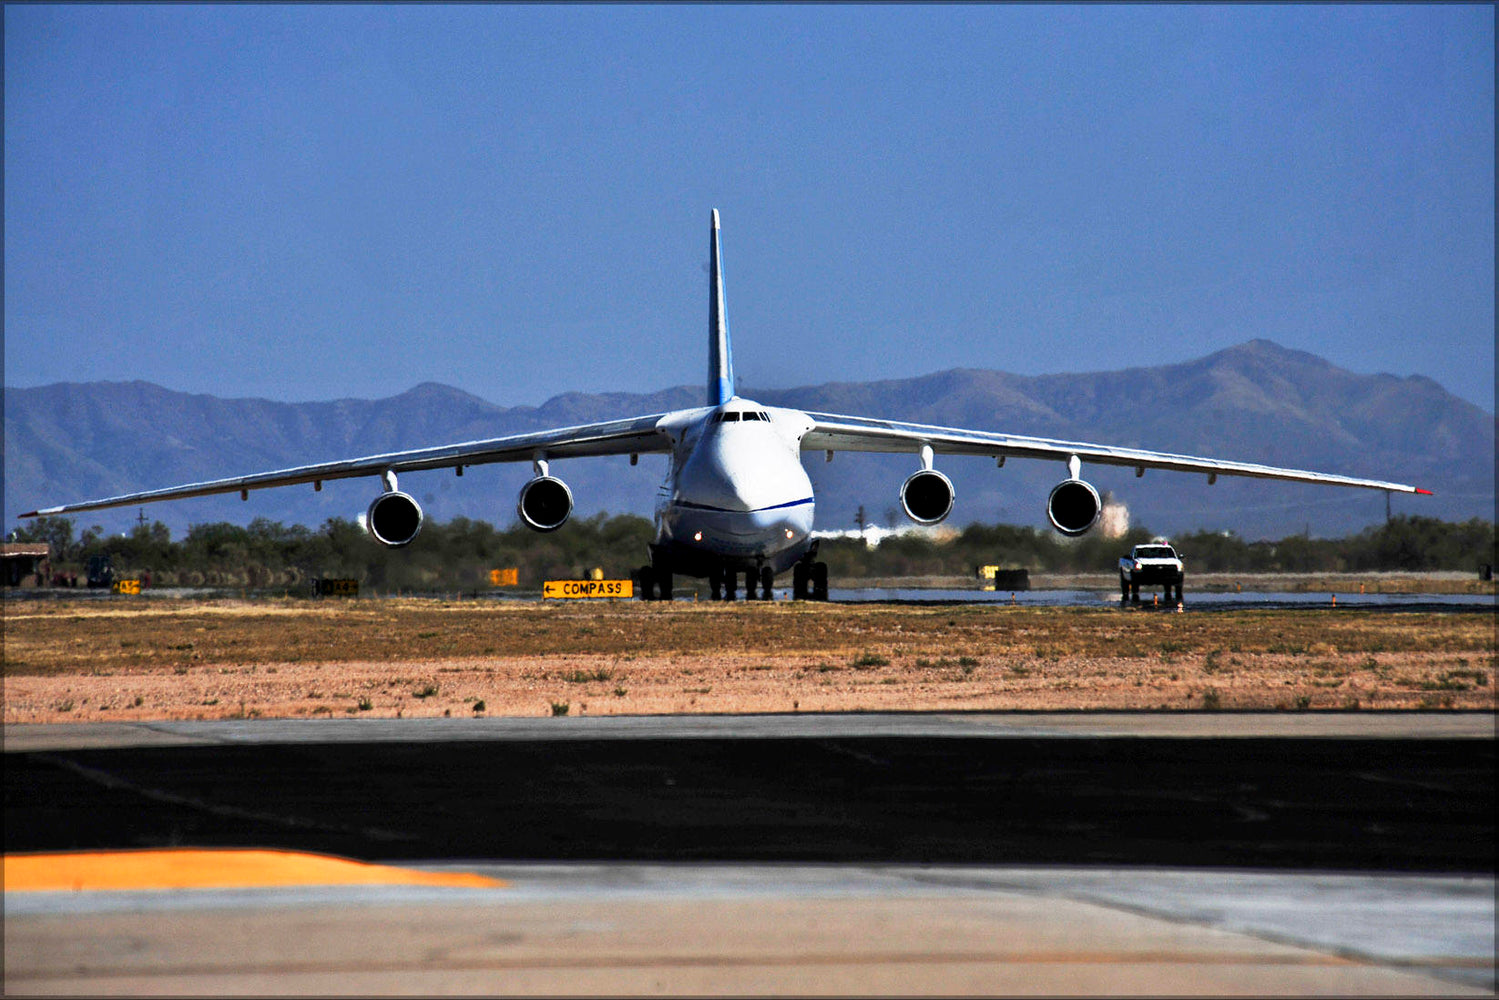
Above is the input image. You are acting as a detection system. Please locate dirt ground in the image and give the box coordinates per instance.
[4,594,1494,723]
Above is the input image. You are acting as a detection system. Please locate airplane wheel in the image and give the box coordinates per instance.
[745,570,759,600]
[725,572,737,602]
[637,566,655,601]
[1120,573,1130,602]
[792,564,809,601]
[812,562,829,601]
[759,566,774,601]
[709,567,723,601]
[1130,582,1139,603]
[657,570,673,602]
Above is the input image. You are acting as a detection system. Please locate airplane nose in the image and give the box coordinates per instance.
[679,433,805,513]
[672,423,815,555]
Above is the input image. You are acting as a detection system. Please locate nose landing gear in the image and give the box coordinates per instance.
[697,557,825,602]
[704,565,786,601]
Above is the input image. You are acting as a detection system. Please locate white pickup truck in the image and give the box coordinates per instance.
[1119,543,1185,603]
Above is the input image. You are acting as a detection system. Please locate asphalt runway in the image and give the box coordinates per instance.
[9,584,1494,613]
[826,588,1497,611]
[494,587,1496,611]
[6,713,1494,994]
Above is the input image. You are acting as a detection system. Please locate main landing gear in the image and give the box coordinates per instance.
[636,565,673,601]
[791,560,829,602]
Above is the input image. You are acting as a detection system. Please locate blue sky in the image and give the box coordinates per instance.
[5,4,1494,411]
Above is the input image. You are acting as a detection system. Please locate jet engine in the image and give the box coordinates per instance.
[900,469,955,525]
[365,490,424,548]
[517,475,574,532]
[1046,478,1101,536]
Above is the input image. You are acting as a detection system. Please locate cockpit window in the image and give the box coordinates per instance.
[742,412,760,421]
[720,412,740,422]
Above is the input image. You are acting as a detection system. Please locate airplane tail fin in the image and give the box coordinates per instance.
[708,209,735,406]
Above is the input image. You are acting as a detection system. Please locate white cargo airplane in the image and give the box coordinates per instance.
[23,210,1429,600]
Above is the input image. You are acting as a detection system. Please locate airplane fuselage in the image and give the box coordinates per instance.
[652,399,816,576]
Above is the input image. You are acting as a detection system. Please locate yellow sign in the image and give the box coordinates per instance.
[543,579,634,599]
[112,579,141,595]
[490,568,519,586]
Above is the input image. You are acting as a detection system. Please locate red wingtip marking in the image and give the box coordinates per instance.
[1414,488,1433,495]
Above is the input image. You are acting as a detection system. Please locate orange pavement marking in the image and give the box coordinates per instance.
[3,849,506,892]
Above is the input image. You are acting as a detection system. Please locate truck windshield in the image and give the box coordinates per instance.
[1136,546,1175,558]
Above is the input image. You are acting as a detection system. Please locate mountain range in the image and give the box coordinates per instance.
[5,340,1493,541]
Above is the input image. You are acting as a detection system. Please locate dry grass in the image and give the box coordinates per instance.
[3,596,1494,721]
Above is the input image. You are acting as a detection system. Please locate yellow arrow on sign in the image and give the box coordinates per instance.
[543,579,634,599]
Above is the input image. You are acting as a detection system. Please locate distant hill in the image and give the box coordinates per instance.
[5,341,1493,540]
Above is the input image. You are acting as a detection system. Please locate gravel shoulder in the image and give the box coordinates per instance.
[4,594,1494,723]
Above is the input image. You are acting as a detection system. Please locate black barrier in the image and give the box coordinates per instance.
[8,736,1491,871]
[993,568,1030,591]
[312,578,359,597]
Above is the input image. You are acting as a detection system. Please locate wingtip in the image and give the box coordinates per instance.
[711,208,720,230]
[1414,488,1434,495]
[20,506,67,518]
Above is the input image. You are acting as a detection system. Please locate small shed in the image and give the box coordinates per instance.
[2,543,51,587]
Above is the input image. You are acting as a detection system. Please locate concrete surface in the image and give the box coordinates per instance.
[6,864,1492,995]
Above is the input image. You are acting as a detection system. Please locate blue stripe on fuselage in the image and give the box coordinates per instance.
[672,496,814,514]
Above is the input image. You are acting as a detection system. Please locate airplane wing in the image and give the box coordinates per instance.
[799,411,1430,494]
[20,411,688,518]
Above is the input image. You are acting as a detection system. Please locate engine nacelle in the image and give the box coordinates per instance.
[365,491,424,548]
[1046,479,1101,536]
[517,475,574,532]
[900,469,955,525]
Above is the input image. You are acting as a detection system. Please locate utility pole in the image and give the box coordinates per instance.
[1385,491,1392,524]
[854,505,867,534]
[136,508,147,531]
